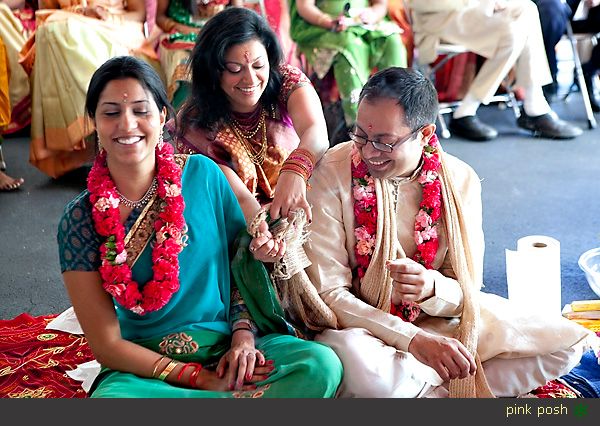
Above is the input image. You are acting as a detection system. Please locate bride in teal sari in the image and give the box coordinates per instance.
[56,56,342,397]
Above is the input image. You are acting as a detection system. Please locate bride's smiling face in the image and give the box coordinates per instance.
[94,78,166,167]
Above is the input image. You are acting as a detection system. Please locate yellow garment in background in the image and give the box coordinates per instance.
[29,0,146,178]
[0,38,10,129]
[0,3,31,129]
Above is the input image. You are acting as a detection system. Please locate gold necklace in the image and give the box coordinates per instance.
[230,114,268,165]
[231,108,265,139]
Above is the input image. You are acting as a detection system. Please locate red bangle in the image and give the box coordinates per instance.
[188,363,203,388]
[176,362,195,381]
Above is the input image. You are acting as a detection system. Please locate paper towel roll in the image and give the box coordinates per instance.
[505,235,562,316]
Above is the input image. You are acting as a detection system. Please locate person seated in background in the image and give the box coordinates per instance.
[302,66,599,397]
[0,0,36,191]
[27,0,148,179]
[409,0,583,141]
[289,0,407,138]
[155,0,242,109]
[171,7,329,235]
[535,0,600,110]
[57,55,342,397]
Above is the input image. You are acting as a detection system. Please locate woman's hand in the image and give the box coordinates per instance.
[386,258,435,305]
[269,172,312,223]
[249,221,286,262]
[215,329,271,390]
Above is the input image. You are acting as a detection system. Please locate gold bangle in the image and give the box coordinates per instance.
[151,355,167,378]
[157,359,179,381]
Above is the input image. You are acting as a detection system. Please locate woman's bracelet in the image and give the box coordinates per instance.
[280,148,315,183]
[176,361,203,386]
[188,363,203,388]
[151,355,167,378]
[157,359,179,381]
[232,324,253,334]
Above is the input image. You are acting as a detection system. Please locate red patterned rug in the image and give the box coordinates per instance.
[0,313,94,398]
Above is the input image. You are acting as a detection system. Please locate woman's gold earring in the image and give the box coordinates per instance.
[97,135,104,153]
[158,129,164,148]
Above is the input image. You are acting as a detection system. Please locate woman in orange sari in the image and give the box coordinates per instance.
[28,0,147,178]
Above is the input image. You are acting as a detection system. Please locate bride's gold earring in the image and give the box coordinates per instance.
[158,128,164,148]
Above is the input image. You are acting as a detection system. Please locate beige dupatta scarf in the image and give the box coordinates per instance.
[358,145,495,398]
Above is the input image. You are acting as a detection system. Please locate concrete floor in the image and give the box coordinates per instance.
[0,93,599,320]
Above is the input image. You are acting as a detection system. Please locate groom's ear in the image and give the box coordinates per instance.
[419,123,437,144]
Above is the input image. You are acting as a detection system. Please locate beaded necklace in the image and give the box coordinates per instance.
[230,107,268,165]
[114,177,158,210]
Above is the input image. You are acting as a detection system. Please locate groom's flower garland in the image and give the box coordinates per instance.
[87,142,187,316]
[351,134,442,322]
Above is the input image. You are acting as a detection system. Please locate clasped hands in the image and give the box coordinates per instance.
[248,172,311,262]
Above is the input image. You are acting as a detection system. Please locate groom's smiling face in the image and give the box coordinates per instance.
[354,97,425,180]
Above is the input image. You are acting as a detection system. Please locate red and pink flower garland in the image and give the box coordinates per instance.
[351,134,442,322]
[87,142,187,316]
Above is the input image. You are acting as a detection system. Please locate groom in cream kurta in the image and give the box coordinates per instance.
[303,67,598,398]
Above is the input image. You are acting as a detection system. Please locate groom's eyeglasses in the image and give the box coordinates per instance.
[348,128,421,153]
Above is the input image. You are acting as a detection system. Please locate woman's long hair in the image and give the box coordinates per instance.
[177,7,284,135]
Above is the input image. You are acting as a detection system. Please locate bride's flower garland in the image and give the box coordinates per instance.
[351,134,442,322]
[87,142,187,316]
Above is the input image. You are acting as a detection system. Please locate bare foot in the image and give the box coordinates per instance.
[0,170,24,191]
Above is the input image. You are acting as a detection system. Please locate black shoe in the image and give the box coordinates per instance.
[449,115,498,141]
[516,111,583,139]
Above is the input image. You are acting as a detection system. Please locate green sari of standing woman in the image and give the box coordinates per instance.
[290,0,407,128]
